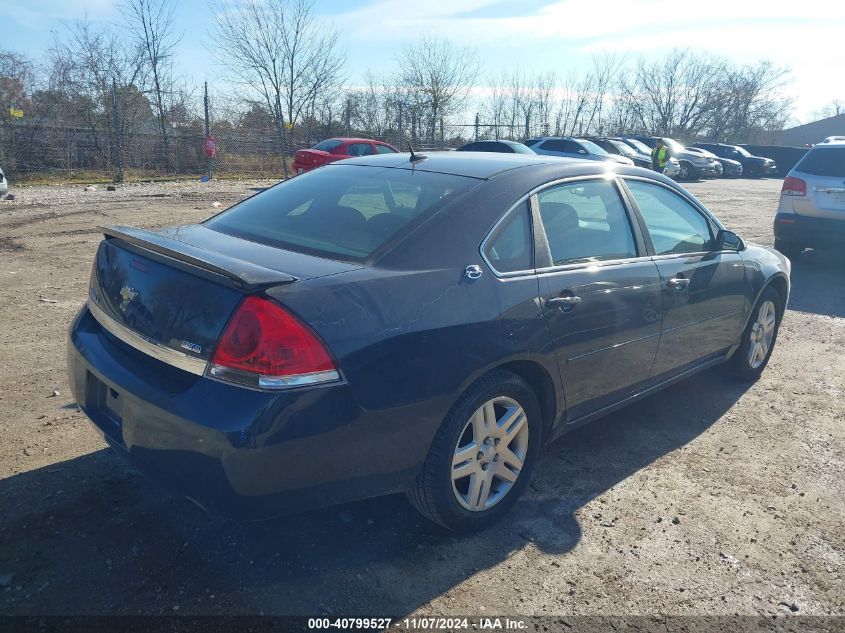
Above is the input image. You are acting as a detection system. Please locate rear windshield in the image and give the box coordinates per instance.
[795,147,845,177]
[624,138,651,154]
[205,165,479,261]
[312,139,343,152]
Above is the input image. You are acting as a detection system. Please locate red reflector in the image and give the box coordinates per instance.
[781,176,806,196]
[212,296,336,381]
[778,218,796,224]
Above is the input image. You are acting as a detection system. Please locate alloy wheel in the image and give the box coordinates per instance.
[748,300,777,369]
[451,397,529,511]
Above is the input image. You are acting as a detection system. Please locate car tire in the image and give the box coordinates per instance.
[678,161,692,180]
[774,239,802,260]
[406,370,543,532]
[729,287,783,381]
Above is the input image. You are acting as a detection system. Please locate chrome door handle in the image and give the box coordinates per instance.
[546,295,582,311]
[667,277,690,292]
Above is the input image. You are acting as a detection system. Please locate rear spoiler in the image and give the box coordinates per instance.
[98,225,298,291]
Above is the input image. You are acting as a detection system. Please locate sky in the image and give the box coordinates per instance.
[1,0,843,124]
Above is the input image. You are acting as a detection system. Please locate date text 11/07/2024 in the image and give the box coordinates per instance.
[307,617,529,630]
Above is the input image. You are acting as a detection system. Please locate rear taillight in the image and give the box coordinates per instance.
[781,176,806,196]
[210,296,339,389]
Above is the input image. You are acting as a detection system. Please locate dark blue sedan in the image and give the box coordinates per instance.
[68,152,790,532]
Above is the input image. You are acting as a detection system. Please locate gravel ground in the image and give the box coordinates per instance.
[0,176,843,621]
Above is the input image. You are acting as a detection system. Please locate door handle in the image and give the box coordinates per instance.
[667,276,691,292]
[546,295,582,311]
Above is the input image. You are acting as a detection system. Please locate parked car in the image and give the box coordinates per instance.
[686,147,742,178]
[456,140,535,154]
[774,140,845,258]
[0,166,7,195]
[820,136,845,144]
[693,143,776,177]
[524,136,634,166]
[615,137,682,178]
[68,152,790,532]
[292,138,398,174]
[583,137,651,169]
[684,147,724,178]
[628,136,718,180]
[689,146,743,177]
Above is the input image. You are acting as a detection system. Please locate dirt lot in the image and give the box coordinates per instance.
[0,176,843,620]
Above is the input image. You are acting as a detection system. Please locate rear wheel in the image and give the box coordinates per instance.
[774,238,803,260]
[729,287,782,380]
[406,370,542,532]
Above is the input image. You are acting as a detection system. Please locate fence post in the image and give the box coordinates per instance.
[474,113,479,141]
[204,81,213,181]
[439,116,445,149]
[398,102,404,149]
[111,78,124,184]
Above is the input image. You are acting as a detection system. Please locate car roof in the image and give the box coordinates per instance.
[327,137,392,144]
[332,151,599,179]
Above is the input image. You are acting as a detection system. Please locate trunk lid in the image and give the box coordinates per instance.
[294,149,332,168]
[792,146,845,218]
[89,224,361,363]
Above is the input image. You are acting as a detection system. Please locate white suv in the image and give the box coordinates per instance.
[774,141,845,258]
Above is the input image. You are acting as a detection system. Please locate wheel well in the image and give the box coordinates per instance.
[766,275,789,316]
[495,360,557,438]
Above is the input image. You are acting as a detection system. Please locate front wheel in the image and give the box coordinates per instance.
[729,287,783,380]
[406,370,542,532]
[678,161,693,180]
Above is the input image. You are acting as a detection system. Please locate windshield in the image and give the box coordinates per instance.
[624,138,651,154]
[795,147,845,177]
[663,138,686,154]
[733,146,751,157]
[312,139,343,152]
[205,165,479,261]
[578,140,608,155]
[609,140,637,157]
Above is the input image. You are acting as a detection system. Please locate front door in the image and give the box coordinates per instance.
[535,178,663,421]
[622,178,748,377]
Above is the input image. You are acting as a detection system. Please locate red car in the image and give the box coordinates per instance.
[292,138,399,174]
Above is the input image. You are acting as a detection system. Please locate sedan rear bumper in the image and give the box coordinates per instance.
[774,213,845,248]
[67,306,422,518]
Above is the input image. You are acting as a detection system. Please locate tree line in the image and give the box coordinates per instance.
[0,0,808,178]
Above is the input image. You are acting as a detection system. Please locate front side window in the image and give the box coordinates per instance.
[540,139,567,152]
[205,166,478,261]
[625,180,712,255]
[484,202,533,273]
[536,179,637,266]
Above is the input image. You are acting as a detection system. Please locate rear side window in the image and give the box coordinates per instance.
[375,144,397,154]
[348,143,374,157]
[205,166,478,261]
[795,147,845,177]
[537,180,637,265]
[312,139,342,152]
[625,180,712,255]
[484,202,533,273]
[540,140,568,152]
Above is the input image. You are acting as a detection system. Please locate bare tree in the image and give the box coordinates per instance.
[209,0,345,177]
[811,98,844,121]
[396,35,479,145]
[122,0,182,171]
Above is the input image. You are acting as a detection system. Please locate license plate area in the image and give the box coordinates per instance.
[86,372,124,444]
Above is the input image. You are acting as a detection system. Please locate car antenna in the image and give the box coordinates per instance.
[407,142,427,162]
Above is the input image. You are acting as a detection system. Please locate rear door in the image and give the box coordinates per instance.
[535,178,663,421]
[791,146,845,219]
[621,178,747,378]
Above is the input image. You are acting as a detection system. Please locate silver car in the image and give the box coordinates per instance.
[774,141,845,257]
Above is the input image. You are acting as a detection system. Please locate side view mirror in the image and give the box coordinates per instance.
[578,149,587,154]
[715,229,744,251]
